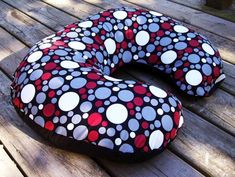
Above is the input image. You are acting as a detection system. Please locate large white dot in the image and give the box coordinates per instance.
[78,21,93,28]
[149,130,164,150]
[68,41,86,50]
[60,61,79,69]
[185,70,203,86]
[39,43,52,49]
[58,92,80,111]
[104,38,116,54]
[21,84,36,103]
[215,74,226,84]
[149,85,167,98]
[202,43,215,55]
[135,31,150,46]
[149,11,162,16]
[161,50,177,64]
[106,104,128,124]
[113,11,127,20]
[27,51,43,63]
[173,25,189,33]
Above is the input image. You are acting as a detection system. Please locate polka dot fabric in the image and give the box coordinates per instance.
[11,7,224,161]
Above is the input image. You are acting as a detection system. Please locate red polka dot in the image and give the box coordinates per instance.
[125,29,134,40]
[174,112,180,126]
[41,73,51,80]
[87,73,100,80]
[148,54,158,64]
[133,97,143,106]
[174,70,183,79]
[45,121,54,131]
[134,135,146,148]
[170,128,177,139]
[161,23,171,29]
[88,113,102,126]
[88,130,99,142]
[133,85,146,94]
[43,103,55,117]
[213,67,220,77]
[189,40,199,47]
[141,121,149,129]
[44,62,56,70]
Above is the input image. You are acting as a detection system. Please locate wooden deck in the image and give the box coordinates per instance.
[0,0,234,176]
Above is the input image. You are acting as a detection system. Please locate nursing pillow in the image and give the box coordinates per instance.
[11,7,225,161]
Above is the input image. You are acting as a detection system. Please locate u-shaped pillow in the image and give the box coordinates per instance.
[11,7,225,161]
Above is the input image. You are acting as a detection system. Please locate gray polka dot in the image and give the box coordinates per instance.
[95,87,111,99]
[137,15,147,24]
[202,64,212,76]
[188,54,200,63]
[49,77,64,89]
[115,31,124,43]
[142,106,156,121]
[80,101,92,112]
[122,51,132,63]
[175,42,187,50]
[82,36,93,44]
[34,116,45,127]
[73,125,88,140]
[55,126,67,136]
[72,114,81,124]
[119,144,134,153]
[160,37,172,46]
[120,130,129,141]
[169,97,177,107]
[70,78,87,89]
[196,87,205,96]
[107,128,116,137]
[17,72,27,84]
[148,23,159,32]
[55,49,68,56]
[162,103,170,112]
[30,69,43,81]
[98,138,114,149]
[128,119,139,131]
[118,90,134,102]
[36,92,46,104]
[161,115,173,131]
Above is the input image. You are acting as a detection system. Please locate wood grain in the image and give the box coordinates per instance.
[0,145,24,177]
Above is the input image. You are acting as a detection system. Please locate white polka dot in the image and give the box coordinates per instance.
[161,50,177,64]
[113,11,127,20]
[157,108,164,115]
[60,61,79,69]
[179,115,184,128]
[106,104,128,124]
[215,74,226,84]
[149,85,167,98]
[149,11,162,16]
[58,92,80,111]
[202,43,215,55]
[27,51,43,63]
[68,41,86,50]
[115,138,122,145]
[185,70,202,86]
[21,84,36,103]
[149,130,164,150]
[39,43,51,49]
[135,31,150,46]
[104,38,116,54]
[174,25,189,33]
[66,32,78,38]
[104,75,122,81]
[78,21,93,28]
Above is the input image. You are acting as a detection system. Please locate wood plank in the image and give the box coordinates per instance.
[82,0,235,65]
[0,145,24,177]
[0,71,110,177]
[113,70,235,177]
[0,19,204,177]
[169,0,235,22]
[123,0,235,42]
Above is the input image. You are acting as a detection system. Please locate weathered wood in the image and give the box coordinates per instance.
[206,0,233,10]
[0,23,204,177]
[169,0,235,23]
[99,150,204,177]
[124,0,235,42]
[0,1,53,46]
[0,71,110,177]
[114,70,235,177]
[0,145,24,177]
